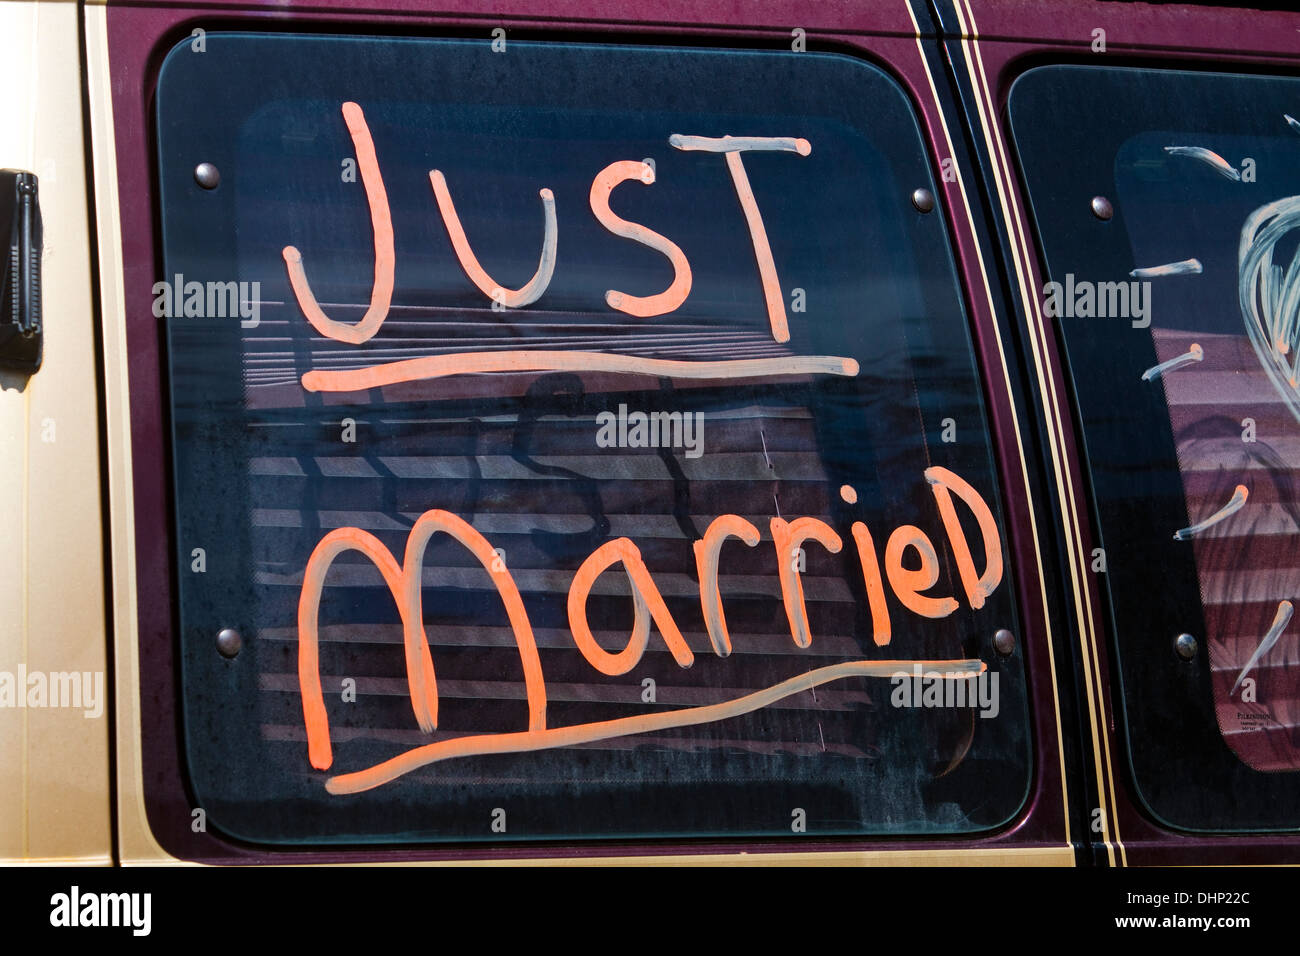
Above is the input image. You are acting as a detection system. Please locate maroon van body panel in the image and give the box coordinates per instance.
[110,0,1300,865]
[955,0,1300,864]
[105,0,1077,863]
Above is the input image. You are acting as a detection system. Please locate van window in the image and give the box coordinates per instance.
[155,33,1026,844]
[1010,64,1300,831]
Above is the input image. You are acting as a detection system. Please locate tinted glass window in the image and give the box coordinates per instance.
[156,33,1026,844]
[1011,64,1300,831]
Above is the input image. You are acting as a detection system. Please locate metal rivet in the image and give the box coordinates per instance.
[194,163,221,190]
[216,627,243,659]
[1090,195,1113,220]
[993,628,1016,657]
[911,187,936,213]
[1174,632,1198,661]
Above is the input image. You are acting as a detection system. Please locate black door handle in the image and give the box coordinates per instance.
[0,169,43,374]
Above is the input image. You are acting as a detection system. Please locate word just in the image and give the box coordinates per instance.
[295,465,1003,793]
[283,101,812,348]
